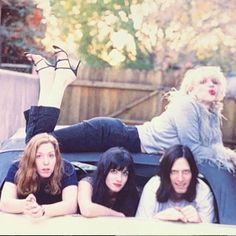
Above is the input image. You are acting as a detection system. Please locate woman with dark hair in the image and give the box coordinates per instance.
[0,133,78,218]
[78,147,139,217]
[136,145,215,223]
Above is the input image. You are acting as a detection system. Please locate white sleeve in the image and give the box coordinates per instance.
[135,176,160,218]
[196,179,216,223]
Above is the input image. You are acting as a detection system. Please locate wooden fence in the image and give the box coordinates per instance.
[59,67,165,125]
[0,69,39,144]
[1,67,236,148]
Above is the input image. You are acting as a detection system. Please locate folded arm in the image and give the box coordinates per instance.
[78,180,125,218]
[41,185,78,217]
[0,182,77,217]
[0,182,26,213]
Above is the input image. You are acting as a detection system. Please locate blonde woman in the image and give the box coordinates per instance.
[0,133,78,218]
[22,48,236,224]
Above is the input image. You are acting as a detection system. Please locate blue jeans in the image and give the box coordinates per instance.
[24,106,141,153]
[198,162,236,225]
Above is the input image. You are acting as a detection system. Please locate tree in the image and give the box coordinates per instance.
[2,0,236,73]
[0,0,46,68]
[49,0,151,69]
[47,0,236,73]
[133,0,236,72]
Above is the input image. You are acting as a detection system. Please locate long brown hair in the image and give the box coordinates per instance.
[15,133,63,196]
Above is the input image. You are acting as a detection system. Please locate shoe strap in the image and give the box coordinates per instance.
[55,58,71,69]
[36,65,54,72]
[33,58,53,71]
[34,58,43,67]
[55,66,72,71]
[54,49,65,55]
[56,59,69,63]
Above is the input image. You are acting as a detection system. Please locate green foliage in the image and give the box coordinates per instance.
[2,0,236,73]
[49,0,151,69]
[79,1,149,68]
[48,0,236,72]
[1,0,46,65]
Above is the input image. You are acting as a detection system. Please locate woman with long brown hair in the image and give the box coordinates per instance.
[0,133,78,218]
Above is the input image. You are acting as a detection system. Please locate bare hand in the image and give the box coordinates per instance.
[113,211,125,217]
[154,207,187,223]
[180,205,201,223]
[226,148,236,168]
[23,194,44,218]
[25,193,36,203]
[231,155,236,168]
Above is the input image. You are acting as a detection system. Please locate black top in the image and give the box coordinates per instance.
[4,159,78,205]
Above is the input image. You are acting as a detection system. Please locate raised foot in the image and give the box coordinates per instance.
[52,45,81,78]
[24,52,54,72]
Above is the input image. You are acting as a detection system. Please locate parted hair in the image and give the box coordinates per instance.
[156,145,199,202]
[15,133,63,196]
[91,146,139,216]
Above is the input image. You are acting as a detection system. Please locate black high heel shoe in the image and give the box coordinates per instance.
[24,52,54,72]
[52,45,81,77]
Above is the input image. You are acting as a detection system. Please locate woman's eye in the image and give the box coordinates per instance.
[212,79,219,85]
[171,170,178,175]
[49,153,55,158]
[199,79,206,84]
[110,169,117,173]
[183,170,191,175]
[123,170,129,176]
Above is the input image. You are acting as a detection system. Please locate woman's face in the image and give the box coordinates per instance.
[190,77,220,106]
[105,168,129,193]
[35,142,57,178]
[170,157,192,198]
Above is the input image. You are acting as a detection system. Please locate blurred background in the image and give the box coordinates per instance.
[1,0,236,146]
[1,0,236,73]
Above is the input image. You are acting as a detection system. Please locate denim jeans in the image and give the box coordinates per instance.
[198,162,236,225]
[24,106,141,153]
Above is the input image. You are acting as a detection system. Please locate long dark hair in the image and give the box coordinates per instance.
[156,145,199,202]
[92,147,139,216]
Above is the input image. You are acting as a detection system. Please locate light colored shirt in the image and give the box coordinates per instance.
[136,96,234,171]
[135,175,216,223]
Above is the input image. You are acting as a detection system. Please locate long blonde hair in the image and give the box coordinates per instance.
[15,133,63,196]
[165,66,227,114]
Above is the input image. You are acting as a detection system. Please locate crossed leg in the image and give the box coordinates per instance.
[25,48,80,108]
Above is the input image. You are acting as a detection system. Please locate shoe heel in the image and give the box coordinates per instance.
[70,59,81,76]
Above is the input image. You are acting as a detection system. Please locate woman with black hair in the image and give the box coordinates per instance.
[136,145,215,223]
[77,146,139,217]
